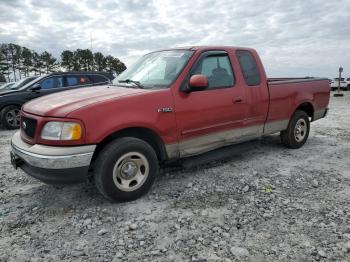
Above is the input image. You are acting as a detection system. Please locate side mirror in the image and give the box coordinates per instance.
[30,83,41,92]
[189,74,208,92]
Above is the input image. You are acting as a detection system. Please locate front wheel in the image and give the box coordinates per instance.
[280,110,310,149]
[94,137,158,202]
[1,105,21,129]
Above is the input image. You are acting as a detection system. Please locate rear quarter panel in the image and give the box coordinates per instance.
[267,79,330,123]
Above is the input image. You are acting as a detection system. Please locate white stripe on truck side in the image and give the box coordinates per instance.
[165,119,289,159]
[263,119,289,135]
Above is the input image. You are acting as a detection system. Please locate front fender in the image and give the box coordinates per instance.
[68,89,178,145]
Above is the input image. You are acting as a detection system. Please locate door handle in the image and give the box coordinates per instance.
[233,97,243,103]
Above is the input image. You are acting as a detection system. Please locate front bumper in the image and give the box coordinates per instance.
[11,131,96,184]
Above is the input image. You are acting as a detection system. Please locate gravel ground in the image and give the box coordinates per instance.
[0,92,350,262]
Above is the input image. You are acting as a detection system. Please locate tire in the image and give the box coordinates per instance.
[1,105,21,130]
[347,85,350,91]
[94,137,158,202]
[280,110,310,149]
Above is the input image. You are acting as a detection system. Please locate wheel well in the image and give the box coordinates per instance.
[295,103,314,120]
[0,104,22,121]
[0,104,21,113]
[91,127,168,164]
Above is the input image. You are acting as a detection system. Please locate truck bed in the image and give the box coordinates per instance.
[268,77,326,83]
[263,77,330,135]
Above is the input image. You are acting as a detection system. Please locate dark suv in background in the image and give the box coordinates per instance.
[0,71,114,129]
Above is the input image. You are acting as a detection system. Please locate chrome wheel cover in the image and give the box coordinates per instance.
[294,118,307,142]
[112,152,149,192]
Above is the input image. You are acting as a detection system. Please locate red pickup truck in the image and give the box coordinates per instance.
[10,46,330,201]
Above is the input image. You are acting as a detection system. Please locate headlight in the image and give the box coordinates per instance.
[41,122,82,140]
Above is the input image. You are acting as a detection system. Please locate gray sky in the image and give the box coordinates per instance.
[1,0,349,78]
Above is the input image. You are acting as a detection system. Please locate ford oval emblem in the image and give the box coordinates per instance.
[22,121,27,130]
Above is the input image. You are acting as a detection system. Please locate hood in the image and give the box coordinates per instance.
[23,85,149,117]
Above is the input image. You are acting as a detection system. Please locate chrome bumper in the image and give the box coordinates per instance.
[11,131,96,169]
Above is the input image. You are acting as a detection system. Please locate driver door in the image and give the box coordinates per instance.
[172,50,248,157]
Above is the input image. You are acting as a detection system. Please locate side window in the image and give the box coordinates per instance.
[66,75,92,87]
[88,74,109,84]
[78,75,91,85]
[40,76,63,89]
[193,54,234,89]
[236,50,261,86]
[66,76,78,86]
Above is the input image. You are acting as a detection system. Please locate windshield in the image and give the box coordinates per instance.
[9,76,39,90]
[0,82,15,90]
[334,78,345,81]
[9,78,29,90]
[18,75,46,90]
[113,50,193,89]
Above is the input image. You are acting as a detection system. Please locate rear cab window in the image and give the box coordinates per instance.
[236,50,261,86]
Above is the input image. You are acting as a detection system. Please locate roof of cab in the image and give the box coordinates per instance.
[154,45,257,52]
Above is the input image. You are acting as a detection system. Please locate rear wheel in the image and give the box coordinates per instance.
[94,137,158,202]
[280,110,310,149]
[1,105,21,129]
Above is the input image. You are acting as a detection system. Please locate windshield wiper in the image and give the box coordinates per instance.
[118,79,145,89]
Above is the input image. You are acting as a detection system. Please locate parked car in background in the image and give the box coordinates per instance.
[330,77,350,91]
[10,46,330,202]
[0,71,114,129]
[345,77,350,91]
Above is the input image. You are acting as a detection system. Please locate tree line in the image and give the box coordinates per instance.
[0,43,127,82]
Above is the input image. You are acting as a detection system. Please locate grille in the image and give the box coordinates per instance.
[21,117,37,138]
